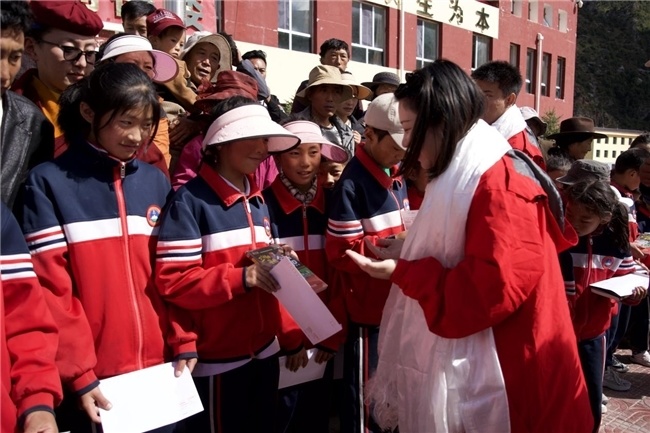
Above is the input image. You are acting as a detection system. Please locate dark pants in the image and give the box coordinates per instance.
[184,355,280,433]
[628,297,650,352]
[578,334,606,433]
[606,302,631,366]
[340,323,381,433]
[55,390,176,433]
[276,359,334,433]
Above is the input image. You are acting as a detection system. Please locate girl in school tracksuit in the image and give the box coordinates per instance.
[560,178,647,433]
[155,97,303,433]
[262,120,349,433]
[20,63,193,433]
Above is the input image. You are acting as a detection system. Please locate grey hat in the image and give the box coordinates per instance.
[361,72,401,92]
[556,160,611,185]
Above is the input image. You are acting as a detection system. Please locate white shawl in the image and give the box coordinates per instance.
[369,120,512,433]
[491,104,527,141]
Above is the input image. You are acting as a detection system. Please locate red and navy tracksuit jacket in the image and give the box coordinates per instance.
[21,141,187,394]
[326,144,407,328]
[1,202,62,433]
[560,232,636,341]
[155,164,302,372]
[263,178,341,351]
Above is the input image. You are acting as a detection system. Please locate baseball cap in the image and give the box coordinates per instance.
[364,93,405,149]
[556,160,611,185]
[146,9,186,37]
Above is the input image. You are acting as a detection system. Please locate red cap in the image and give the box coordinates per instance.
[146,9,186,37]
[194,70,258,112]
[30,1,103,36]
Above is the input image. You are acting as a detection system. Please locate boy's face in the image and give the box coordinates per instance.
[249,58,267,78]
[365,128,405,169]
[318,160,345,189]
[280,142,321,190]
[151,27,185,58]
[623,168,641,192]
[123,16,148,37]
[475,79,513,125]
[321,48,349,71]
[1,28,25,96]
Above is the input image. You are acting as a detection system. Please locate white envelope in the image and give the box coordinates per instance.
[99,362,203,433]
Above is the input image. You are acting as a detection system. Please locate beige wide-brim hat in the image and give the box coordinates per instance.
[340,71,373,100]
[296,65,354,102]
[181,32,233,80]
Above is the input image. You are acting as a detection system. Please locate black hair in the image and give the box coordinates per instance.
[546,154,572,173]
[630,132,650,149]
[395,59,484,180]
[614,147,650,174]
[471,60,523,97]
[242,50,267,64]
[218,31,239,66]
[319,39,350,57]
[564,179,630,251]
[58,62,161,146]
[0,0,32,34]
[201,96,258,168]
[121,0,156,21]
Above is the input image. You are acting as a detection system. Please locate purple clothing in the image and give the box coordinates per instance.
[171,134,279,191]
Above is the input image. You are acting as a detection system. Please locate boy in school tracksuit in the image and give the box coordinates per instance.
[155,102,304,433]
[263,120,350,433]
[325,94,407,433]
[1,202,62,433]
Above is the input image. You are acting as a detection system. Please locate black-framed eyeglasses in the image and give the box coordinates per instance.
[39,40,97,64]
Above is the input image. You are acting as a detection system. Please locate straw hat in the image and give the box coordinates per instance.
[295,65,354,101]
[203,104,300,153]
[282,121,350,163]
[340,71,372,100]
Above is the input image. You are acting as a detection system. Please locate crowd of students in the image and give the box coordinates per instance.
[1,1,650,433]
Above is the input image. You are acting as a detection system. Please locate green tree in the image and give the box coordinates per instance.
[542,108,561,137]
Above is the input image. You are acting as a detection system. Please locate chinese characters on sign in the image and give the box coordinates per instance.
[184,0,204,31]
[449,0,463,25]
[476,7,490,31]
[417,0,434,17]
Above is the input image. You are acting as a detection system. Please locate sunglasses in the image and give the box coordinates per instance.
[40,40,97,65]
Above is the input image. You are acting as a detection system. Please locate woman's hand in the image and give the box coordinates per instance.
[285,347,309,372]
[169,117,201,148]
[345,250,397,280]
[174,358,198,377]
[631,243,646,260]
[365,237,404,260]
[245,264,280,293]
[352,130,362,145]
[79,386,112,424]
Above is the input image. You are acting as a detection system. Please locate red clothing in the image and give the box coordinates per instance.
[1,203,62,432]
[508,130,546,170]
[407,185,425,211]
[391,156,593,433]
[22,143,183,393]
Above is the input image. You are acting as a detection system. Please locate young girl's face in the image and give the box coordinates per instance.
[93,106,155,161]
[218,137,269,176]
[279,142,321,190]
[566,201,610,237]
[318,160,345,189]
